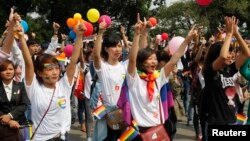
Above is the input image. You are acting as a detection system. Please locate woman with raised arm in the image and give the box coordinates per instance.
[92,19,126,140]
[16,19,86,141]
[200,16,250,141]
[126,13,197,140]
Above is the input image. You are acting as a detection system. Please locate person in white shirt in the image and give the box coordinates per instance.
[126,13,198,140]
[15,17,86,141]
[92,20,126,141]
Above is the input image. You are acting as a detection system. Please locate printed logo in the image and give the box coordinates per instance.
[152,133,157,139]
[58,98,66,109]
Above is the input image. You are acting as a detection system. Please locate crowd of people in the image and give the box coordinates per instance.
[0,8,250,141]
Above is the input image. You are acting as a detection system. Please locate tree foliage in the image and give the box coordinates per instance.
[155,0,250,39]
[0,0,249,43]
[0,0,165,42]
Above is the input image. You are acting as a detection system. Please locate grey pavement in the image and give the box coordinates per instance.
[68,100,249,141]
[68,116,196,141]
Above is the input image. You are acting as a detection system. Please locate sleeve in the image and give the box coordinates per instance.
[60,74,74,97]
[158,68,169,89]
[11,40,24,66]
[0,48,11,63]
[44,37,59,55]
[24,75,37,99]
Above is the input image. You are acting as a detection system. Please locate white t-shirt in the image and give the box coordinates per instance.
[95,61,126,106]
[84,71,92,99]
[25,74,73,141]
[126,68,169,127]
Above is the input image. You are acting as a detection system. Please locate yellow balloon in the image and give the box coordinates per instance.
[87,8,100,23]
[74,13,82,20]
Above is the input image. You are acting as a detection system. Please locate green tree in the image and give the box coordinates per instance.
[154,0,250,39]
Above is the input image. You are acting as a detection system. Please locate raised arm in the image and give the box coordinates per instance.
[2,8,17,54]
[66,22,86,85]
[139,17,149,49]
[127,13,145,76]
[164,25,198,77]
[194,37,206,63]
[59,34,67,53]
[15,19,34,85]
[92,20,107,69]
[233,18,250,69]
[212,16,235,70]
[120,25,129,50]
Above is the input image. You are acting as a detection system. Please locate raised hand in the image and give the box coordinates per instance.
[99,19,107,34]
[53,22,60,30]
[187,25,198,41]
[75,21,87,36]
[224,16,236,35]
[134,13,145,35]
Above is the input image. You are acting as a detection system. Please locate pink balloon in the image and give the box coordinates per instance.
[167,36,187,55]
[98,15,112,28]
[196,0,213,6]
[64,44,74,58]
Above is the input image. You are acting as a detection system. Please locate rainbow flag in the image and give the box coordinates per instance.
[56,53,66,62]
[92,105,107,120]
[131,120,139,131]
[20,125,33,141]
[236,114,247,125]
[118,126,139,141]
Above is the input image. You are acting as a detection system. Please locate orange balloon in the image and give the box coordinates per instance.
[66,18,77,28]
[148,17,157,27]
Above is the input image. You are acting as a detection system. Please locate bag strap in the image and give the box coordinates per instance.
[30,87,56,140]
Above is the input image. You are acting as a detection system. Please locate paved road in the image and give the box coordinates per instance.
[68,117,196,141]
[68,101,249,141]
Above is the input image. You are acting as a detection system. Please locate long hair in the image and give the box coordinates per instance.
[34,54,60,84]
[203,42,223,75]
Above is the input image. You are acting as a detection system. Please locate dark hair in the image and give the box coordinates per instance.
[101,33,121,61]
[203,42,223,74]
[34,54,60,84]
[156,50,170,63]
[137,47,156,73]
[26,39,39,47]
[0,60,16,80]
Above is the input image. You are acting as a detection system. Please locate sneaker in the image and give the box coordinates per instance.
[87,137,92,141]
[187,120,193,127]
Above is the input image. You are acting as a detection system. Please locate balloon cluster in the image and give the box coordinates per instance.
[66,13,94,39]
[67,9,112,40]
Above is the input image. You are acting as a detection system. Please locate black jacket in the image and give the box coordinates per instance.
[0,80,30,125]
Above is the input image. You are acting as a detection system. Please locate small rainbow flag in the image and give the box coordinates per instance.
[20,125,33,141]
[118,126,139,141]
[131,120,139,131]
[92,105,107,120]
[56,53,66,62]
[236,114,247,125]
